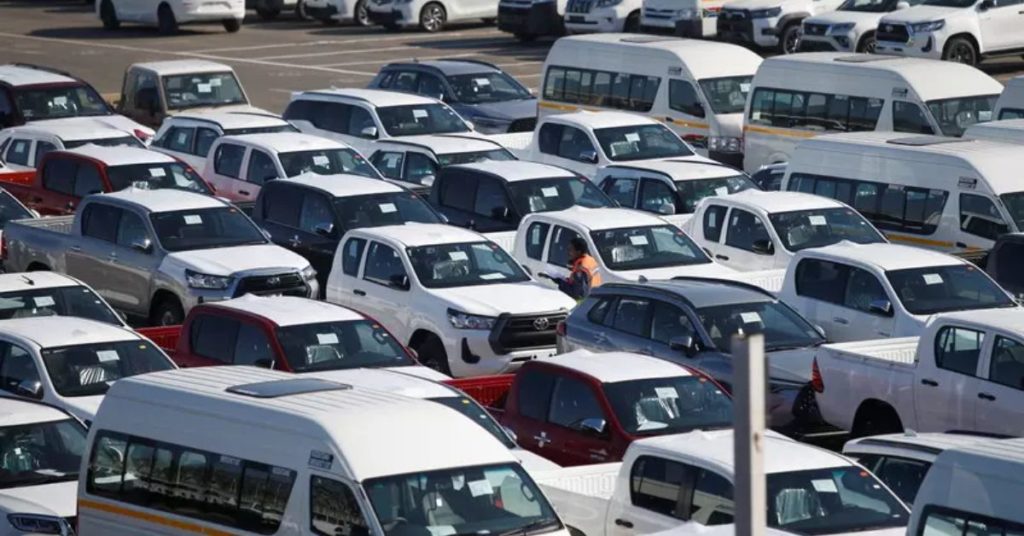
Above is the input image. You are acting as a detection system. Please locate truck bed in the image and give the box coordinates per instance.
[0,171,40,207]
[822,337,920,366]
[445,374,513,409]
[9,216,75,234]
[488,132,534,160]
[532,462,622,536]
[137,325,181,356]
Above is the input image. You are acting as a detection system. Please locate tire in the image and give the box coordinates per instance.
[415,335,452,375]
[623,11,640,33]
[157,4,178,35]
[223,18,242,31]
[256,5,280,19]
[151,297,185,327]
[943,36,978,66]
[779,22,801,54]
[353,0,370,26]
[856,32,876,54]
[100,0,120,30]
[419,2,446,32]
[851,405,903,438]
[514,32,536,42]
[296,0,311,19]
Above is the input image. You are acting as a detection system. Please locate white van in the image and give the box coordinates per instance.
[781,131,1024,255]
[995,75,1024,121]
[78,366,570,536]
[742,53,1003,173]
[965,119,1024,145]
[539,34,762,168]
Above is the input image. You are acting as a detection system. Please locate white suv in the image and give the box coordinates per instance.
[563,0,643,33]
[800,0,924,53]
[365,0,498,32]
[98,0,244,34]
[875,0,1024,65]
[717,0,846,53]
[304,0,372,24]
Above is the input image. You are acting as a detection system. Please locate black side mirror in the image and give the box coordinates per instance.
[578,418,607,436]
[15,379,42,400]
[751,239,774,255]
[979,0,993,9]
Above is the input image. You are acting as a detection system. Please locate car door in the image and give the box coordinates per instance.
[542,225,584,281]
[716,207,776,271]
[974,333,1024,436]
[505,367,558,460]
[241,148,281,201]
[519,220,552,279]
[601,177,639,209]
[209,142,247,201]
[606,455,694,536]
[66,203,123,308]
[327,235,368,307]
[836,266,897,340]
[35,156,79,215]
[978,0,1024,52]
[258,182,304,253]
[106,207,160,318]
[355,241,412,342]
[370,150,407,182]
[914,324,982,432]
[789,258,848,340]
[693,203,728,259]
[545,373,615,466]
[294,189,341,292]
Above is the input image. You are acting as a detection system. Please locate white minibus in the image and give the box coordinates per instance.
[77,367,570,536]
[994,75,1024,121]
[965,119,1024,146]
[539,33,762,168]
[742,53,1003,173]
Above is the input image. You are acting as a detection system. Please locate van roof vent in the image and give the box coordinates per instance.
[833,55,899,63]
[619,35,678,44]
[226,378,352,398]
[887,136,968,147]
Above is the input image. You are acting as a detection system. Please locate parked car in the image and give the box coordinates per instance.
[0,272,125,326]
[812,309,1024,437]
[369,60,537,134]
[995,75,1024,120]
[799,0,924,53]
[369,134,516,192]
[98,0,243,34]
[595,160,758,217]
[326,223,576,376]
[563,0,642,33]
[717,0,846,53]
[0,122,143,171]
[496,0,567,41]
[449,350,733,466]
[640,0,729,38]
[366,0,498,32]
[303,0,372,25]
[149,111,298,171]
[2,189,318,326]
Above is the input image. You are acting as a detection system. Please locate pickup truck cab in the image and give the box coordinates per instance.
[368,133,516,190]
[0,316,175,422]
[536,429,909,536]
[777,242,1018,342]
[250,174,443,290]
[983,232,1024,298]
[813,309,1024,437]
[515,207,733,285]
[149,111,298,171]
[0,122,143,171]
[0,272,125,326]
[595,160,758,217]
[450,350,733,467]
[3,189,318,326]
[203,132,380,202]
[326,223,576,377]
[686,190,887,272]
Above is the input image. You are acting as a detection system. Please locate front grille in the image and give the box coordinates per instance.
[234,272,307,297]
[508,117,536,132]
[877,23,909,43]
[720,8,748,20]
[803,22,827,36]
[644,8,673,18]
[65,517,77,534]
[717,15,752,38]
[489,312,567,354]
[567,0,592,13]
[799,39,838,52]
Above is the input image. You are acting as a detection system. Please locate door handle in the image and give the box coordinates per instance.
[353,289,366,296]
[715,254,730,261]
[614,519,634,529]
[239,189,251,196]
[921,378,939,387]
[69,245,82,253]
[978,392,997,401]
[832,317,849,325]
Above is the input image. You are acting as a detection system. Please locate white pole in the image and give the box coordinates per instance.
[732,333,766,536]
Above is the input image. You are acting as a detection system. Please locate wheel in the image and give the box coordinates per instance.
[419,2,446,32]
[415,335,451,375]
[623,10,640,33]
[779,23,801,54]
[151,297,184,326]
[100,0,120,30]
[856,32,876,53]
[295,0,311,19]
[353,0,370,26]
[943,36,978,66]
[256,5,280,19]
[851,405,903,438]
[514,32,536,42]
[157,4,178,35]
[223,18,241,31]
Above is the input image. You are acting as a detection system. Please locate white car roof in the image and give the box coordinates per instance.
[966,118,1024,139]
[0,123,132,142]
[0,272,88,293]
[0,64,76,87]
[223,132,351,153]
[930,308,1024,334]
[108,366,516,480]
[65,146,174,166]
[209,295,365,327]
[549,110,659,130]
[603,160,745,181]
[286,173,402,197]
[101,188,227,213]
[708,190,847,214]
[303,368,456,399]
[298,88,440,107]
[0,317,140,349]
[532,206,674,232]
[931,437,1024,487]
[169,111,289,130]
[131,60,235,76]
[844,432,1003,462]
[376,134,503,155]
[553,34,761,80]
[802,242,964,272]
[454,161,576,182]
[355,223,487,248]
[0,398,73,427]
[542,350,693,383]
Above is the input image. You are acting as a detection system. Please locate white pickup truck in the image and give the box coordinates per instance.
[491,111,712,178]
[534,429,909,536]
[813,309,1024,438]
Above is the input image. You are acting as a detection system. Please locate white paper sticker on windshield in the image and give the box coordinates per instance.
[809,215,827,226]
[654,386,678,399]
[715,187,729,197]
[316,333,339,345]
[197,83,212,93]
[149,167,167,177]
[474,78,491,86]
[209,78,223,87]
[480,272,506,280]
[449,251,469,261]
[629,235,649,246]
[740,312,762,324]
[923,273,943,285]
[378,203,397,214]
[624,132,641,143]
[811,479,838,493]
[541,186,558,198]
[53,96,68,106]
[33,296,55,307]
[412,109,428,119]
[96,350,120,363]
[313,155,329,166]
[468,480,493,497]
[740,83,751,93]
[183,214,203,225]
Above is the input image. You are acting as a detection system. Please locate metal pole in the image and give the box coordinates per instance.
[732,333,766,536]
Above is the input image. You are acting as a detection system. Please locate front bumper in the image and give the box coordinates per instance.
[717,15,778,47]
[498,3,564,36]
[445,331,558,377]
[876,31,943,59]
[181,274,318,311]
[564,7,626,32]
[306,2,340,19]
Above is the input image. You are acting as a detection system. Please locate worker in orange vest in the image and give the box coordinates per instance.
[541,237,602,301]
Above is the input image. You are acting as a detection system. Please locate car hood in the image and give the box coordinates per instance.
[459,98,538,122]
[514,448,562,473]
[61,395,103,422]
[0,482,77,517]
[432,282,576,317]
[32,115,155,138]
[880,5,959,22]
[805,10,886,25]
[164,244,310,277]
[722,0,785,10]
[611,261,738,282]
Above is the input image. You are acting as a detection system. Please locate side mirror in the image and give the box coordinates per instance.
[751,239,774,255]
[502,426,519,444]
[360,126,379,139]
[869,299,894,317]
[814,325,826,338]
[657,202,676,216]
[896,0,910,8]
[389,274,410,291]
[580,150,599,164]
[130,237,152,253]
[578,417,607,436]
[15,379,42,400]
[313,222,335,237]
[979,0,993,9]
[670,335,699,357]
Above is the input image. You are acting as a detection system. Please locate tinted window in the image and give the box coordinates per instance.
[246,150,278,185]
[872,456,930,506]
[376,104,469,137]
[844,267,888,314]
[702,205,728,242]
[439,171,477,212]
[42,157,77,195]
[927,95,997,137]
[73,163,104,197]
[34,142,56,166]
[892,102,935,134]
[548,375,605,430]
[233,324,274,366]
[1000,108,1024,120]
[342,237,367,276]
[194,128,219,157]
[674,175,756,214]
[630,456,689,518]
[106,163,210,195]
[591,225,709,271]
[191,314,239,362]
[162,126,196,153]
[0,343,40,396]
[214,143,245,178]
[640,179,677,214]
[989,336,1024,390]
[538,123,563,156]
[611,297,651,337]
[516,367,556,421]
[347,106,376,138]
[935,326,983,376]
[473,176,511,220]
[921,507,1024,536]
[650,300,697,345]
[4,139,30,166]
[363,242,406,287]
[669,80,703,117]
[264,184,303,227]
[525,222,550,260]
[115,210,149,249]
[749,88,882,132]
[404,152,437,184]
[604,178,638,207]
[311,477,369,536]
[82,204,120,243]
[960,193,1009,240]
[407,242,529,289]
[371,151,404,179]
[544,66,660,112]
[587,296,615,325]
[557,126,596,162]
[725,209,771,253]
[299,193,334,235]
[689,470,734,525]
[795,259,849,304]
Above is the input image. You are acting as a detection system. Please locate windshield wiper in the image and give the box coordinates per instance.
[496,519,561,536]
[0,473,76,488]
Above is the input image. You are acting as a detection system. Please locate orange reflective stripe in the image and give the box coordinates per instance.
[576,255,602,287]
[78,499,236,535]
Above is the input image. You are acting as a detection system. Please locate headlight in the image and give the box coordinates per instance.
[301,265,317,280]
[447,308,497,330]
[827,22,855,34]
[596,0,622,6]
[709,136,743,153]
[675,8,698,18]
[185,269,234,290]
[909,19,944,32]
[750,6,781,18]
[7,514,69,534]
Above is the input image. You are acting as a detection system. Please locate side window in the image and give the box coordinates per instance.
[246,150,279,186]
[42,157,77,195]
[391,71,419,92]
[190,314,241,363]
[363,242,407,288]
[164,127,195,153]
[473,176,511,220]
[525,222,551,260]
[587,296,615,325]
[537,123,564,156]
[4,139,31,166]
[438,171,477,212]
[548,375,605,431]
[516,367,556,421]
[960,193,1009,241]
[669,80,704,117]
[603,178,638,207]
[921,507,1024,536]
[1000,108,1024,120]
[0,90,12,126]
[630,456,691,519]
[73,163,104,197]
[264,185,303,228]
[214,143,245,179]
[342,238,367,277]
[309,102,351,134]
[546,226,583,266]
[233,323,274,366]
[794,259,850,305]
[935,326,984,376]
[843,267,889,315]
[989,336,1024,391]
[370,151,405,179]
[892,102,935,134]
[299,193,335,235]
[404,152,437,184]
[35,141,57,166]
[194,128,219,157]
[650,301,696,345]
[115,210,150,249]
[347,106,376,138]
[640,179,677,215]
[702,205,728,242]
[724,209,771,253]
[81,204,121,243]
[610,297,652,337]
[688,470,734,526]
[416,73,445,99]
[557,126,596,162]
[0,342,40,395]
[311,477,370,536]
[872,456,931,506]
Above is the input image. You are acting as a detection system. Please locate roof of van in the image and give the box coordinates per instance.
[0,317,140,348]
[452,161,576,182]
[375,134,504,155]
[105,366,515,479]
[530,206,670,232]
[66,146,174,167]
[300,368,456,399]
[603,160,745,181]
[928,308,1024,335]
[709,189,846,214]
[0,398,75,427]
[800,242,964,272]
[0,272,88,293]
[758,53,1003,101]
[355,222,486,248]
[932,437,1024,484]
[131,60,235,76]
[101,188,227,213]
[552,34,762,79]
[547,110,658,130]
[539,350,693,384]
[285,173,403,198]
[208,295,365,326]
[222,132,349,153]
[845,432,1003,461]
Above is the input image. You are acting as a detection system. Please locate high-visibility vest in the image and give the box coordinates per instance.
[571,254,602,288]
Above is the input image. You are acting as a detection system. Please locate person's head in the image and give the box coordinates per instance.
[568,237,589,262]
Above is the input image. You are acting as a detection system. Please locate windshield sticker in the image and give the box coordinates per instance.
[316,333,339,345]
[309,450,333,469]
[480,272,506,280]
[96,350,120,363]
[379,203,397,214]
[210,78,223,87]
[149,167,167,177]
[412,109,428,119]
[53,96,68,106]
[811,479,838,493]
[33,296,55,308]
[183,214,203,225]
[196,83,212,94]
[923,273,943,285]
[624,132,641,143]
[740,83,751,93]
[448,251,469,262]
[309,154,330,166]
[452,475,466,490]
[541,187,559,198]
[808,215,827,226]
[740,312,762,324]
[468,480,493,497]
[629,235,649,246]
[715,187,729,197]
[654,387,678,399]
[474,78,491,87]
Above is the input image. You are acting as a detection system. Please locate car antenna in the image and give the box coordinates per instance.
[19,275,34,286]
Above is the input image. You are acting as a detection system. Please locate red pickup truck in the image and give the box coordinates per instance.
[447,351,733,467]
[0,145,212,216]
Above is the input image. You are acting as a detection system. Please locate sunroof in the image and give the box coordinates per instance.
[887,136,968,147]
[226,378,351,398]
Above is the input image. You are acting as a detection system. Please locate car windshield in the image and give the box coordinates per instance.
[278,148,380,179]
[436,148,516,167]
[223,124,298,135]
[767,466,909,535]
[162,72,247,110]
[276,320,413,373]
[334,192,441,232]
[769,207,885,252]
[407,241,530,289]
[594,124,693,162]
[65,136,144,150]
[106,162,212,195]
[447,72,532,104]
[364,463,561,536]
[1000,192,1024,231]
[699,76,753,115]
[150,206,266,252]
[377,104,470,137]
[41,340,173,397]
[14,84,111,121]
[0,285,121,325]
[604,376,732,436]
[839,0,897,11]
[590,225,711,271]
[926,95,997,136]
[886,264,1015,315]
[508,177,613,215]
[0,191,34,229]
[696,300,825,352]
[429,396,516,449]
[922,0,974,6]
[675,175,757,214]
[0,418,85,489]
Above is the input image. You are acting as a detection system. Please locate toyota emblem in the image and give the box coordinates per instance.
[267,276,281,286]
[533,317,550,331]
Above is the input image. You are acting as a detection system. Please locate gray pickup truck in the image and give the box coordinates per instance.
[3,189,318,325]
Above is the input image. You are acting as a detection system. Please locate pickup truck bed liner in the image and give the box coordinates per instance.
[445,374,513,408]
[823,337,919,365]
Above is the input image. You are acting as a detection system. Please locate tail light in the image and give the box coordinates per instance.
[555,321,566,337]
[133,128,152,143]
[811,357,824,393]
